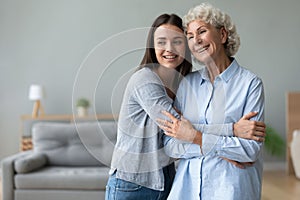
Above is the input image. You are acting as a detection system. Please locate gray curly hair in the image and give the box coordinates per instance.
[183,2,240,56]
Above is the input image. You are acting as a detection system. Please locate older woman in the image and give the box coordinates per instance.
[159,3,265,200]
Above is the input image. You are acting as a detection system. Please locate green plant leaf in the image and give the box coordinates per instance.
[76,98,90,108]
[264,126,286,157]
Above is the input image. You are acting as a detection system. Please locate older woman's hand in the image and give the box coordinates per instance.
[233,112,266,142]
[156,110,199,143]
[221,157,254,169]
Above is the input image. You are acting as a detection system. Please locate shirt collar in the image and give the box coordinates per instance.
[199,58,239,84]
[220,58,239,82]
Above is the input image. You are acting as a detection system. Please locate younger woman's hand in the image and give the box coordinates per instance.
[156,110,197,143]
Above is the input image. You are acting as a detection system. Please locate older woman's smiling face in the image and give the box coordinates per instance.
[186,20,227,64]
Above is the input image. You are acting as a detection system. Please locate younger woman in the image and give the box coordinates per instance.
[105,13,192,200]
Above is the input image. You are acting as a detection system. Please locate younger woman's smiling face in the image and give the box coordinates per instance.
[154,24,186,69]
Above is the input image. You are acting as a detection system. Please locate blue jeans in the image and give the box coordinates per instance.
[105,165,175,200]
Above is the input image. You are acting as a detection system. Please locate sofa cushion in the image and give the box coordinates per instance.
[15,166,110,190]
[291,129,300,179]
[15,153,47,173]
[32,121,117,167]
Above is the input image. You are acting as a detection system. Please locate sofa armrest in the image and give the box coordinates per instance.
[14,152,47,173]
[1,150,34,200]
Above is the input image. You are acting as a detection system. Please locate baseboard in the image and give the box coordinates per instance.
[263,161,286,171]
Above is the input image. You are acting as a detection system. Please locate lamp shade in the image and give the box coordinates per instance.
[29,84,44,100]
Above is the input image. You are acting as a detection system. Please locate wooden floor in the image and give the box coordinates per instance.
[0,171,299,200]
[261,170,300,200]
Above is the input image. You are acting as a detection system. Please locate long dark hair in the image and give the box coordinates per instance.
[139,13,192,78]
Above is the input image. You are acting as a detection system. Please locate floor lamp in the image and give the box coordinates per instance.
[29,84,45,118]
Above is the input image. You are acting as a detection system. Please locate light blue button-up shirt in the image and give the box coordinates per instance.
[164,59,265,200]
[110,67,237,191]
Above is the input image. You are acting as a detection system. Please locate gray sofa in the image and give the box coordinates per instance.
[1,120,117,200]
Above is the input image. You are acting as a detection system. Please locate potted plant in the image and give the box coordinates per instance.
[264,125,285,157]
[76,98,90,117]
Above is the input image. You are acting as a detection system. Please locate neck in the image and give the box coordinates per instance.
[154,66,178,99]
[205,54,231,83]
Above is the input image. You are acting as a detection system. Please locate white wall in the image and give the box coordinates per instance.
[1,0,300,162]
